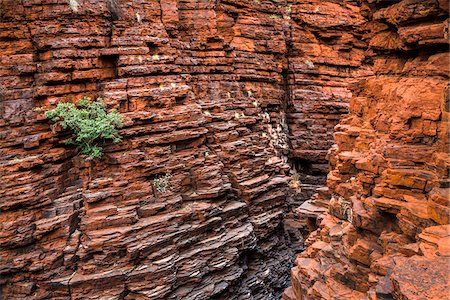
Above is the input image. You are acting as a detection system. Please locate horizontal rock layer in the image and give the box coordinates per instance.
[0,0,366,299]
[285,0,450,299]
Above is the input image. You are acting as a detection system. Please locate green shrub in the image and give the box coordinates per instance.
[45,97,123,158]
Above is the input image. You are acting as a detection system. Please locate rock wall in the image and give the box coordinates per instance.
[286,0,370,199]
[0,0,366,299]
[283,0,371,240]
[285,0,450,299]
[3,1,443,299]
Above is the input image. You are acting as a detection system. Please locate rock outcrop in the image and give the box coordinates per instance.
[283,0,371,242]
[1,1,294,299]
[285,0,450,299]
[1,0,448,299]
[0,0,363,299]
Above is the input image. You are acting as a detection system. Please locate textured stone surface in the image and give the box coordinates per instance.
[282,0,371,245]
[0,0,363,299]
[285,0,450,299]
[2,1,447,299]
[287,0,371,200]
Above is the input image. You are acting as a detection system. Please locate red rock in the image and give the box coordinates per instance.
[374,0,444,25]
[398,21,449,46]
[391,256,450,300]
[285,0,449,298]
[349,239,382,266]
[1,0,449,299]
[0,0,305,298]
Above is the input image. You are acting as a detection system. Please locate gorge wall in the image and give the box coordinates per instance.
[285,0,450,299]
[0,0,448,300]
[0,0,366,299]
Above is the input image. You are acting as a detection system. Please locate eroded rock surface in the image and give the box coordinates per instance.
[285,0,450,299]
[0,0,364,299]
[2,0,447,299]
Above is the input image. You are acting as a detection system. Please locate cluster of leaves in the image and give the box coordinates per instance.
[45,97,123,158]
[153,173,172,193]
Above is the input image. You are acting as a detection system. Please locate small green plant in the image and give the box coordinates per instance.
[153,173,172,193]
[305,60,315,68]
[45,97,123,158]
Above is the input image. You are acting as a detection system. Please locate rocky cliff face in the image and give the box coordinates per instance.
[0,0,365,299]
[1,1,448,299]
[282,0,371,242]
[285,0,450,299]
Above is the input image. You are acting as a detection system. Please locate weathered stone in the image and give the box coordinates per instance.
[285,0,450,298]
[0,0,307,298]
[391,256,450,300]
[1,1,449,299]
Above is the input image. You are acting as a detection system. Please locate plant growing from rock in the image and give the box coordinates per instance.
[68,0,79,12]
[289,174,302,194]
[45,97,123,158]
[153,173,172,193]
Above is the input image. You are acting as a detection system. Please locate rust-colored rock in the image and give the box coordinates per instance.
[0,1,301,299]
[286,0,449,299]
[1,0,449,299]
[0,0,364,297]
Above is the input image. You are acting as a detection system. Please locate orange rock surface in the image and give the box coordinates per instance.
[284,0,450,299]
[0,0,363,298]
[0,0,448,299]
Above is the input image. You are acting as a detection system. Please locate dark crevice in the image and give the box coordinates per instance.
[99,54,119,78]
[146,41,159,54]
[107,0,121,21]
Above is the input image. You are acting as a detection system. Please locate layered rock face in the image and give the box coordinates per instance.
[2,0,447,299]
[0,0,365,299]
[285,0,450,299]
[283,0,371,239]
[286,0,370,199]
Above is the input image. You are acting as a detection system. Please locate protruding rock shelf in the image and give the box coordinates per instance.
[284,0,450,299]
